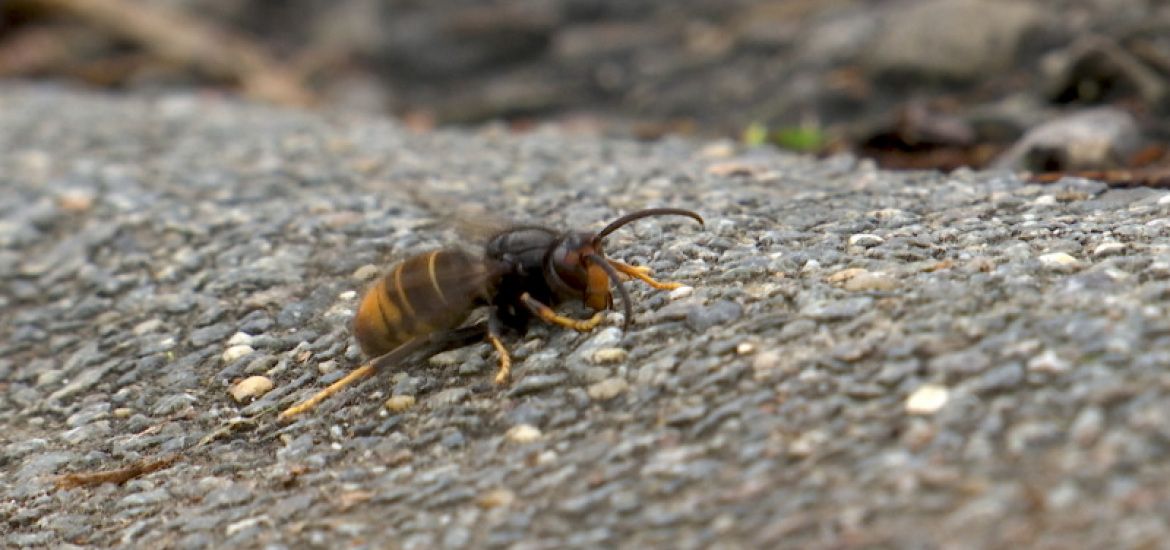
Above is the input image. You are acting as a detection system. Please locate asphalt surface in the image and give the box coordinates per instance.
[3,87,1170,549]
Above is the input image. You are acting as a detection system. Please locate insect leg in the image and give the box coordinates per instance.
[277,363,376,421]
[520,292,605,332]
[607,259,685,290]
[278,335,430,421]
[427,323,489,351]
[278,325,488,421]
[486,308,513,384]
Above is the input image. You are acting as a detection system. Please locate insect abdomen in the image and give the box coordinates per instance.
[353,250,483,357]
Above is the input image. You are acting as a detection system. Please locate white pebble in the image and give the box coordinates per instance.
[225,517,267,538]
[222,344,254,363]
[736,341,756,355]
[132,319,163,336]
[229,376,274,402]
[590,347,628,364]
[227,332,254,346]
[57,189,95,212]
[905,384,949,415]
[669,285,694,300]
[848,234,884,248]
[587,377,630,401]
[1027,349,1070,374]
[385,395,415,412]
[353,264,380,281]
[1038,252,1080,269]
[317,360,337,374]
[1091,242,1126,259]
[338,290,357,300]
[506,424,542,443]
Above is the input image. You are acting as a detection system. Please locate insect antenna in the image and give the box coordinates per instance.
[596,208,704,241]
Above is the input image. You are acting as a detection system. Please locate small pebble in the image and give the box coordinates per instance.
[1070,406,1105,447]
[736,341,755,355]
[338,290,357,300]
[229,376,274,402]
[843,271,898,292]
[827,268,869,283]
[36,369,65,387]
[132,319,163,336]
[227,332,255,347]
[535,450,557,465]
[428,349,464,368]
[317,360,337,375]
[385,395,416,412]
[905,384,949,415]
[353,264,380,281]
[506,424,542,443]
[1027,350,1070,374]
[669,286,694,300]
[590,348,628,364]
[429,387,470,407]
[751,350,782,375]
[225,517,268,538]
[1038,252,1081,271]
[155,337,177,352]
[477,488,516,509]
[508,374,566,396]
[788,430,826,458]
[57,189,95,212]
[112,407,133,418]
[587,377,630,401]
[1091,242,1126,259]
[848,234,884,248]
[222,345,255,363]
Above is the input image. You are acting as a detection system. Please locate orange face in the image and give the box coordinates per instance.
[584,262,613,311]
[549,231,613,310]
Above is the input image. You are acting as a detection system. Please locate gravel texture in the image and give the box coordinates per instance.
[4,87,1170,548]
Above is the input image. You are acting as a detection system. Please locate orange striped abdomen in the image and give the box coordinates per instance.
[352,249,486,357]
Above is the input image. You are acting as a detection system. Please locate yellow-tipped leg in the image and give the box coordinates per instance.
[608,260,684,290]
[278,363,375,421]
[520,292,604,332]
[489,335,512,385]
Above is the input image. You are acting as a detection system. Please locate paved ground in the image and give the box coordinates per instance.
[3,87,1170,548]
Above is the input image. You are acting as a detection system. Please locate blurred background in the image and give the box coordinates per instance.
[2,0,1168,179]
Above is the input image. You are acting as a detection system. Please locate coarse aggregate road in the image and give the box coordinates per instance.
[3,87,1170,548]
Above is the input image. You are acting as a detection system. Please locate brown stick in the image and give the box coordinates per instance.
[30,0,315,106]
[55,454,179,489]
[1025,167,1170,189]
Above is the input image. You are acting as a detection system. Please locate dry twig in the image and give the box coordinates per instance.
[55,454,179,490]
[25,0,315,106]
